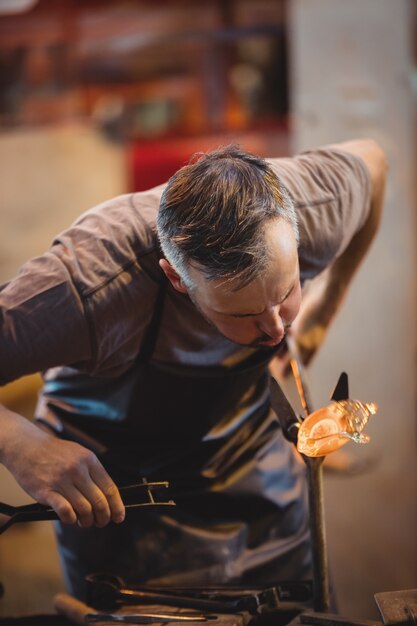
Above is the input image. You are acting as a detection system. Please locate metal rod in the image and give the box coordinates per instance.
[290,357,312,418]
[286,336,330,612]
[305,456,330,612]
[286,335,314,417]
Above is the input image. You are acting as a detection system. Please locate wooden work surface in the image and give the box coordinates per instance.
[0,611,248,626]
[0,597,306,626]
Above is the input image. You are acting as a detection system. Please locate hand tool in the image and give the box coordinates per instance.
[0,479,175,535]
[54,592,211,625]
[85,574,313,614]
[86,613,212,624]
[269,335,349,613]
[270,372,330,612]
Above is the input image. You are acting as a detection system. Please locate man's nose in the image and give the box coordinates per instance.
[257,307,285,340]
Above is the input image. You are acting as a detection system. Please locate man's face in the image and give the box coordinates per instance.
[181,219,301,348]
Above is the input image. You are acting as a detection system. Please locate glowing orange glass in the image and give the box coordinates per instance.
[297,399,378,457]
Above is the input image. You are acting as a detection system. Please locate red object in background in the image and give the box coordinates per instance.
[127,133,283,192]
[129,140,195,191]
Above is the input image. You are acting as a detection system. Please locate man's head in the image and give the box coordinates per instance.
[157,145,301,347]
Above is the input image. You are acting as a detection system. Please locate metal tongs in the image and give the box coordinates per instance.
[269,336,350,614]
[0,479,175,535]
[86,573,313,613]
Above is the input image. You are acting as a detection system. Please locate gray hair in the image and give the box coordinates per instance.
[157,145,298,290]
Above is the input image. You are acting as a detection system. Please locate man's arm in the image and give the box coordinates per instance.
[277,138,387,371]
[0,253,126,528]
[0,402,125,527]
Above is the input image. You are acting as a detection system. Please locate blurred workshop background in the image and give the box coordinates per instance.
[0,0,416,620]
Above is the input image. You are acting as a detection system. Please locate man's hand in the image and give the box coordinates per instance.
[0,405,125,528]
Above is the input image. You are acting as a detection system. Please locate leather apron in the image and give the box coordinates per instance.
[39,279,311,600]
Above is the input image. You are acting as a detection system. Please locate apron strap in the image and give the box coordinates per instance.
[138,273,167,363]
[128,191,168,364]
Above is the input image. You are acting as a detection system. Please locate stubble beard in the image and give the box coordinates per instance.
[187,289,289,350]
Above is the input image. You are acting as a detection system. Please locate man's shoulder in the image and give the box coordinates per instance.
[76,182,167,248]
[51,184,167,297]
[267,145,372,281]
[267,145,370,206]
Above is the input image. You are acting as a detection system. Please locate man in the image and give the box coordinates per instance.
[0,139,386,599]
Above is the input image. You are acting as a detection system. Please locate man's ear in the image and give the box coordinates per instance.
[159,259,188,294]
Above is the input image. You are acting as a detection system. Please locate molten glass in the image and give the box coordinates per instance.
[297,399,378,457]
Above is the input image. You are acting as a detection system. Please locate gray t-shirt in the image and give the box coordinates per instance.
[0,147,370,386]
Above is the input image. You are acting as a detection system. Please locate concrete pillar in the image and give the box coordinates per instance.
[289,0,416,618]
